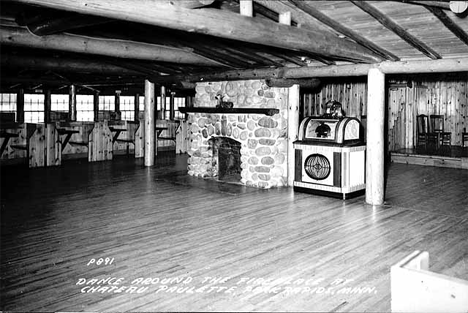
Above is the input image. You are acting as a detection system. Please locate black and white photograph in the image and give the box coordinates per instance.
[1,0,467,312]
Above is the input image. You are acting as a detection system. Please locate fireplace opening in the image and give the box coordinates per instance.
[209,137,242,182]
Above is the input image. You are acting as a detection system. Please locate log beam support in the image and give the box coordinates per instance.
[287,84,300,187]
[0,26,221,66]
[69,84,77,122]
[366,68,385,206]
[144,80,155,167]
[12,0,382,63]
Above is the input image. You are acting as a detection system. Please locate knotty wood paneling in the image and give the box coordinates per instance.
[304,74,468,151]
[1,155,466,312]
[302,78,367,119]
[28,123,46,168]
[45,122,61,166]
[88,121,112,161]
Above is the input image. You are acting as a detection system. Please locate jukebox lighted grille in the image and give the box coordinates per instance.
[304,154,331,180]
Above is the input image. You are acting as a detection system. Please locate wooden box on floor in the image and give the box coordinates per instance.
[391,250,468,313]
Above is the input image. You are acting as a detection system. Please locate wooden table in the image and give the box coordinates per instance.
[0,131,19,156]
[57,128,80,151]
[156,126,168,137]
[108,126,127,143]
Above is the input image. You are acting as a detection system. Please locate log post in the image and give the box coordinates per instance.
[115,90,121,120]
[169,91,175,120]
[134,93,140,122]
[144,80,155,166]
[279,12,292,25]
[287,84,300,187]
[276,8,299,187]
[16,89,24,123]
[159,86,166,120]
[44,89,51,124]
[69,84,77,121]
[366,68,386,205]
[239,0,253,16]
[93,91,99,122]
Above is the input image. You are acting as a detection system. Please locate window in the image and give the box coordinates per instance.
[24,94,44,123]
[139,96,145,112]
[51,94,69,112]
[120,96,135,121]
[137,96,186,120]
[156,96,171,119]
[0,93,17,121]
[99,95,115,111]
[76,95,94,122]
[174,97,186,120]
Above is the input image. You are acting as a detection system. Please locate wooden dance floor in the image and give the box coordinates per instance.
[1,154,467,312]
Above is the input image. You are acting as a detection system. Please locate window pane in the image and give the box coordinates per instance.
[139,96,145,111]
[120,96,134,121]
[24,94,44,123]
[51,94,69,111]
[99,95,115,111]
[0,93,17,112]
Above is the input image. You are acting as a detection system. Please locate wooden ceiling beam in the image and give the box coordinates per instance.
[150,57,468,83]
[351,1,442,60]
[16,8,112,36]
[26,14,112,36]
[234,0,299,26]
[0,54,144,75]
[288,0,400,61]
[170,0,216,9]
[0,26,224,66]
[390,1,451,10]
[11,0,383,63]
[426,6,468,46]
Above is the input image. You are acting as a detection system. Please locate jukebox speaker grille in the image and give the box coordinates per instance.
[304,154,331,180]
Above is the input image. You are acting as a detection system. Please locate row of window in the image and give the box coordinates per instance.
[0,93,186,123]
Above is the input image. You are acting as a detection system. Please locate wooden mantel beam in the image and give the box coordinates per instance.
[0,26,223,66]
[10,0,383,63]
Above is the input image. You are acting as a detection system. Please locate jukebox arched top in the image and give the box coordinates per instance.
[297,116,363,145]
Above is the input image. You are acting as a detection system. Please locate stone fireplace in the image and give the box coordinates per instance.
[186,79,289,189]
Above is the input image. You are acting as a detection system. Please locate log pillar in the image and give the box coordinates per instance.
[239,0,253,16]
[277,7,298,187]
[366,68,386,205]
[159,86,166,120]
[115,90,121,120]
[279,12,292,25]
[287,84,300,187]
[16,89,24,123]
[44,90,51,124]
[144,80,155,166]
[93,91,99,122]
[134,93,140,122]
[69,84,77,121]
[169,91,175,120]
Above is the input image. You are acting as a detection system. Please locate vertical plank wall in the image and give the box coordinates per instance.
[302,74,468,150]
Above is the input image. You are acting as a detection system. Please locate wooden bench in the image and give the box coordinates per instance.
[391,250,468,312]
[109,121,140,155]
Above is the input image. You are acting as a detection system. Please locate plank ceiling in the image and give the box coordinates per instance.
[1,0,468,94]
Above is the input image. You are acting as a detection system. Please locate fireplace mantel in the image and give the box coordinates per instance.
[179,107,279,116]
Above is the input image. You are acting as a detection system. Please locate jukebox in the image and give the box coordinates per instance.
[293,101,366,199]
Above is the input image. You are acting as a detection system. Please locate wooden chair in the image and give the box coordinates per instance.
[429,115,451,147]
[416,114,431,149]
